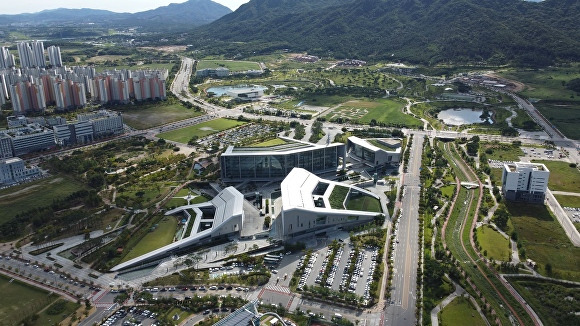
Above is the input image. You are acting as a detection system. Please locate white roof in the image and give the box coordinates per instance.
[348,136,381,152]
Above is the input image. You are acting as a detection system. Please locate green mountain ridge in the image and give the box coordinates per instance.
[196,0,580,66]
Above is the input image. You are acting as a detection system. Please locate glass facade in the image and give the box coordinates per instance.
[220,144,345,181]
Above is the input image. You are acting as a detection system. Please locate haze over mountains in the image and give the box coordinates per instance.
[0,0,232,27]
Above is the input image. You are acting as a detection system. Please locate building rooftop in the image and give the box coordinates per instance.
[213,300,259,326]
[349,136,401,153]
[504,162,549,173]
[224,137,343,155]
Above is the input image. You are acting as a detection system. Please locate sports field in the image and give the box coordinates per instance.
[121,101,204,130]
[326,99,421,127]
[532,160,580,192]
[197,60,261,72]
[507,202,580,281]
[476,225,510,261]
[0,175,87,225]
[119,216,179,263]
[157,118,246,143]
[439,296,486,326]
[0,274,58,326]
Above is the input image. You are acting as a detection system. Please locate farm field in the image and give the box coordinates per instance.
[326,99,421,127]
[157,119,246,143]
[119,216,179,263]
[197,60,261,72]
[532,160,580,192]
[534,102,580,140]
[119,101,204,130]
[506,202,580,281]
[0,275,58,326]
[439,296,486,326]
[476,225,510,261]
[0,175,87,225]
[499,66,580,102]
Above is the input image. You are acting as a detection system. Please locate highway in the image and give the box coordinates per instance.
[385,134,423,326]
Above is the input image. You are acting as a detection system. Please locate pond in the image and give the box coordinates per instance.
[437,108,493,126]
[206,85,267,96]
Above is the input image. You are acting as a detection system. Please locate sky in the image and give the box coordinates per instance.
[0,0,250,15]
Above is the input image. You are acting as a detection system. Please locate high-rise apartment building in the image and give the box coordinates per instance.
[17,41,45,68]
[47,46,62,67]
[8,79,47,113]
[0,47,16,69]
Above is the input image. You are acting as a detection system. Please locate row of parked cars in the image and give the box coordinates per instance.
[297,253,318,290]
[144,285,250,293]
[316,246,344,287]
[362,247,379,304]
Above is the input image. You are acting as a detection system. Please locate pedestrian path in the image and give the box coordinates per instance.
[263,284,291,294]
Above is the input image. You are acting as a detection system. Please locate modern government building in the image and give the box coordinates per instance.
[346,136,401,168]
[220,137,346,182]
[501,162,550,203]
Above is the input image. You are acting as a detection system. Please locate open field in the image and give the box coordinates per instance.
[0,274,58,326]
[157,118,246,143]
[481,142,523,161]
[326,99,421,127]
[506,202,580,281]
[439,296,486,326]
[120,101,204,130]
[0,175,87,225]
[499,66,580,102]
[554,194,580,208]
[509,278,580,326]
[197,60,261,72]
[119,216,179,263]
[33,299,81,326]
[476,225,510,261]
[532,160,580,192]
[94,63,174,73]
[534,102,580,140]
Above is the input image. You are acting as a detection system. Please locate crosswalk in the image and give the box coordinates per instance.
[263,284,291,294]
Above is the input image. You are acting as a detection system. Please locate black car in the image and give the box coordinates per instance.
[212,308,220,313]
[221,307,229,312]
[203,310,210,315]
[191,286,197,291]
[217,286,225,290]
[226,286,233,290]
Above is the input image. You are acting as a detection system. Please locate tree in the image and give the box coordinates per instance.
[545,263,553,275]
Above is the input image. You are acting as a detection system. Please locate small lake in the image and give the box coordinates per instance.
[206,85,267,96]
[437,108,493,126]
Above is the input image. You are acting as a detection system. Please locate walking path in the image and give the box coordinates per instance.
[430,276,466,326]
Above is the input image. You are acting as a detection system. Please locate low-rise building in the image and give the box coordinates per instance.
[502,162,550,203]
[347,136,401,167]
[0,157,41,185]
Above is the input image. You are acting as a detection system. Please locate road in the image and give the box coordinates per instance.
[385,134,423,326]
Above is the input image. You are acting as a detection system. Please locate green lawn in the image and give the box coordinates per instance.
[0,175,87,225]
[499,67,580,102]
[94,63,174,73]
[33,299,81,326]
[476,225,510,261]
[532,160,580,192]
[506,202,580,281]
[329,185,349,209]
[119,216,179,263]
[157,118,247,143]
[197,60,261,72]
[326,99,422,127]
[554,195,580,208]
[0,275,59,326]
[439,296,486,326]
[248,138,289,147]
[120,101,204,130]
[481,142,524,161]
[346,194,382,213]
[440,185,456,199]
[164,194,210,209]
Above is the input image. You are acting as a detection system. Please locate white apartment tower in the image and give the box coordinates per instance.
[17,41,46,68]
[0,47,16,69]
[502,162,550,203]
[47,46,62,67]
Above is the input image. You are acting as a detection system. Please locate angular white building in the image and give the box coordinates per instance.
[501,162,550,203]
[347,136,401,168]
[275,168,383,240]
[0,157,41,185]
[110,187,244,272]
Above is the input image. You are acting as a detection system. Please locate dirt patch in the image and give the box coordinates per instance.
[139,46,187,53]
[49,177,63,184]
[0,184,40,199]
[486,73,526,92]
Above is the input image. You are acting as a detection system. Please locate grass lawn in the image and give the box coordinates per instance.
[33,299,81,326]
[119,216,179,263]
[481,142,524,161]
[506,202,580,281]
[0,175,87,225]
[119,101,204,130]
[346,194,382,213]
[157,118,246,143]
[164,194,210,209]
[554,195,580,208]
[0,274,58,325]
[489,168,504,185]
[440,185,456,199]
[197,60,261,72]
[160,307,193,323]
[326,99,422,127]
[439,296,486,326]
[94,63,174,73]
[248,138,288,147]
[532,160,580,192]
[476,225,510,261]
[329,185,349,209]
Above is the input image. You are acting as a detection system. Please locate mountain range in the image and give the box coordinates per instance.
[197,0,580,66]
[0,0,232,27]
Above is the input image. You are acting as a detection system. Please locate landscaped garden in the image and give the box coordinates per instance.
[157,118,247,143]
